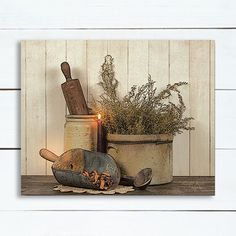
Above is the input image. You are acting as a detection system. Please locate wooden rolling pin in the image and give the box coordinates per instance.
[61,62,89,115]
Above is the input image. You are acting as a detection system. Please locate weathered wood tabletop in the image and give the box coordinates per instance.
[21,176,215,196]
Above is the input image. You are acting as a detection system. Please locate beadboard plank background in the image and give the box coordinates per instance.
[24,41,46,175]
[107,40,128,97]
[46,40,66,175]
[21,39,215,176]
[210,41,215,176]
[170,41,190,176]
[189,41,211,176]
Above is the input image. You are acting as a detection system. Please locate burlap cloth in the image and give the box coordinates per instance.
[53,185,135,195]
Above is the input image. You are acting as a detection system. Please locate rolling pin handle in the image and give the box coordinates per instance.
[39,148,59,162]
[61,61,72,81]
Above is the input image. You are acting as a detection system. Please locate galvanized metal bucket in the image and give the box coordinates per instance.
[106,134,173,185]
[64,115,98,152]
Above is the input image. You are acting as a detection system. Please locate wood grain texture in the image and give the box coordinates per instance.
[210,41,215,176]
[45,41,66,175]
[190,41,210,176]
[25,41,46,175]
[21,175,215,196]
[66,40,88,102]
[87,40,108,106]
[107,40,128,97]
[170,41,190,176]
[148,40,169,89]
[128,40,149,88]
[21,41,26,175]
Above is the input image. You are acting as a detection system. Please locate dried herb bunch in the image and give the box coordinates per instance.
[94,55,194,135]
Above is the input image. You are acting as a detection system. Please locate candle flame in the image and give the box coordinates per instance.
[98,113,101,120]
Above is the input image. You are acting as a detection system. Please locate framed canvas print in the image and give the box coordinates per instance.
[21,40,215,195]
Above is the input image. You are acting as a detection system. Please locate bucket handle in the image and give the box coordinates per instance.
[107,145,118,153]
[107,140,172,145]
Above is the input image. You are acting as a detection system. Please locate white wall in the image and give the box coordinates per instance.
[1,0,236,235]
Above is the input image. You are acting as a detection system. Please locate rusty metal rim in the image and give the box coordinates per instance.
[66,115,98,120]
[107,140,173,145]
[107,133,173,142]
[52,167,81,174]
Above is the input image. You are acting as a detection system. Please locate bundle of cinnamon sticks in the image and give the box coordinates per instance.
[82,170,114,190]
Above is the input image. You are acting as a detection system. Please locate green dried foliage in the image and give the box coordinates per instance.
[94,55,194,135]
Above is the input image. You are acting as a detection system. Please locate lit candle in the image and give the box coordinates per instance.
[97,114,104,152]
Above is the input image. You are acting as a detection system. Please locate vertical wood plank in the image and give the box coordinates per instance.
[210,41,215,176]
[67,40,88,101]
[21,41,26,175]
[190,41,210,176]
[45,40,66,175]
[87,40,108,106]
[25,41,46,175]
[170,41,190,176]
[128,40,149,88]
[148,40,169,89]
[107,40,128,97]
